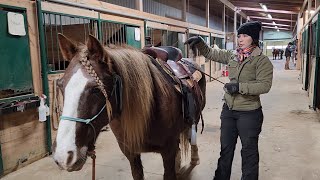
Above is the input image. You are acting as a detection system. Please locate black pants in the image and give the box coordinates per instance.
[214,104,263,180]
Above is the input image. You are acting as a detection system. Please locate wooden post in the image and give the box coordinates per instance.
[206,0,209,28]
[316,0,320,8]
[182,0,187,22]
[135,0,143,11]
[240,16,242,25]
[234,9,237,48]
[222,4,226,50]
[222,5,225,33]
[308,0,312,19]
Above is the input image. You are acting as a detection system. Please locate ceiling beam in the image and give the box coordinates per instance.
[218,0,247,19]
[238,7,298,14]
[249,16,296,22]
[299,0,308,17]
[261,22,291,27]
[262,26,290,30]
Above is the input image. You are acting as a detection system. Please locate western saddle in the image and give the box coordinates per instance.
[142,46,204,126]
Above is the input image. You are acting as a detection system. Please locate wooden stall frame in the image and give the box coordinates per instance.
[47,0,225,37]
[100,13,145,47]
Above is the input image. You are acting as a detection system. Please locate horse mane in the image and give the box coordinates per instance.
[105,46,170,152]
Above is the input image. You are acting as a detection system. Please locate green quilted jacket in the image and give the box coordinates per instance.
[197,43,273,111]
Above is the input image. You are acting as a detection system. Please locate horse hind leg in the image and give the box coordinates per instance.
[161,141,178,180]
[190,144,200,165]
[127,154,144,180]
[175,147,181,174]
[188,126,200,165]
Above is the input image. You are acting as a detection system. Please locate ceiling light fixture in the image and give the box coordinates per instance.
[273,21,276,25]
[267,14,272,19]
[275,26,278,29]
[277,29,280,32]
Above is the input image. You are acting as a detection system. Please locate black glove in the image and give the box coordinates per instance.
[184,36,206,54]
[223,83,239,95]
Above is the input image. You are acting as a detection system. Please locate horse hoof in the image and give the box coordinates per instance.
[190,158,200,165]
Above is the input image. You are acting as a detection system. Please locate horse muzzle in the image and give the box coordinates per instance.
[53,147,88,172]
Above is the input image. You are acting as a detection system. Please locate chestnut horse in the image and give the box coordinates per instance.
[52,34,206,180]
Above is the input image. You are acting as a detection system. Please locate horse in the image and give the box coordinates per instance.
[272,48,280,60]
[52,34,206,180]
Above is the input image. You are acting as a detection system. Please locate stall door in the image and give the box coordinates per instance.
[309,22,317,109]
[126,25,141,49]
[0,10,33,99]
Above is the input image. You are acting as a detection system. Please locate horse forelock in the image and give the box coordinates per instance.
[106,47,170,152]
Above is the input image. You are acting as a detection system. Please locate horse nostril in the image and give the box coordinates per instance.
[66,151,74,166]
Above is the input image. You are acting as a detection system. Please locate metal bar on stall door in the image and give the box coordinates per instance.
[49,14,55,71]
[118,23,121,45]
[111,23,114,44]
[87,19,90,37]
[44,13,49,68]
[119,24,122,45]
[109,22,112,45]
[122,24,125,45]
[55,14,61,71]
[60,15,65,70]
[101,21,104,45]
[36,0,52,153]
[91,20,94,37]
[116,24,119,44]
[114,23,117,44]
[83,18,87,43]
[106,22,109,45]
[103,22,106,45]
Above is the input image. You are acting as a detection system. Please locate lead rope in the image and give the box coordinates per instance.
[87,151,96,180]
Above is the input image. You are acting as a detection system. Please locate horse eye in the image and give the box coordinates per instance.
[90,87,100,94]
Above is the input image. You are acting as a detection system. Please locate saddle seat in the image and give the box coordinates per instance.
[142,46,191,80]
[143,46,204,125]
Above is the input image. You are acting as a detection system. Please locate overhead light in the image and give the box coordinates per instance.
[267,14,272,19]
[306,10,315,14]
[275,26,278,29]
[277,29,280,32]
[259,3,268,12]
[273,21,276,25]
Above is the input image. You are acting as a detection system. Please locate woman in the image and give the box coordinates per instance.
[185,21,273,180]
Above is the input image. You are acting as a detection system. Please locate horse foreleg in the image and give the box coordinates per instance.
[110,121,144,180]
[127,154,144,180]
[161,142,178,180]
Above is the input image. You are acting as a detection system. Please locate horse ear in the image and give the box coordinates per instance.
[58,33,77,61]
[87,35,105,62]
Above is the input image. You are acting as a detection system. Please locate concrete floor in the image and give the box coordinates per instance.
[3,58,320,180]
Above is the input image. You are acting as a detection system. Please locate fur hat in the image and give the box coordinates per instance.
[237,21,262,41]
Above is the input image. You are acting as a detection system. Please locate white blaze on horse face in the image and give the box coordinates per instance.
[54,68,89,169]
